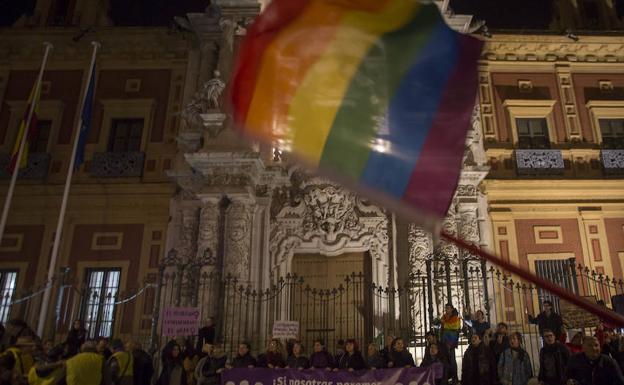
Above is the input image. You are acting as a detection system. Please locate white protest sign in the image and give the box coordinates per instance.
[271,320,299,339]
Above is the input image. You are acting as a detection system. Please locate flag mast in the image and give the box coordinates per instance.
[37,41,99,337]
[0,42,53,243]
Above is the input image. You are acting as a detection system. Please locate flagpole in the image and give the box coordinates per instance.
[0,42,53,244]
[37,41,99,337]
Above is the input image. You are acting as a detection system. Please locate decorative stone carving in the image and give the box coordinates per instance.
[456,184,478,197]
[181,71,226,130]
[270,174,388,269]
[91,151,145,177]
[225,201,254,279]
[408,224,432,271]
[197,202,220,266]
[459,209,480,245]
[178,208,200,262]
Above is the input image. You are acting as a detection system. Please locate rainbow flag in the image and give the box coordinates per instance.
[231,0,483,221]
[9,85,40,173]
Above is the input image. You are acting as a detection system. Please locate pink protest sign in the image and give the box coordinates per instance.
[162,307,200,337]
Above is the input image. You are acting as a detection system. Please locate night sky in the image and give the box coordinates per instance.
[0,0,552,29]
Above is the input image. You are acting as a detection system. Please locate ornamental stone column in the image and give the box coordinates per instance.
[224,196,255,281]
[195,196,221,316]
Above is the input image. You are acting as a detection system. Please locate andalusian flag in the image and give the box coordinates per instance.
[9,84,41,173]
[231,0,483,223]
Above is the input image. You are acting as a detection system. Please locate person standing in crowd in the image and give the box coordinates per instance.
[441,303,461,383]
[286,341,309,369]
[462,334,497,385]
[337,339,366,371]
[490,322,510,365]
[366,343,385,369]
[27,344,65,385]
[539,329,570,385]
[196,318,216,353]
[309,339,334,370]
[497,332,532,385]
[387,337,415,368]
[257,339,285,368]
[565,336,624,385]
[566,332,584,355]
[194,344,226,385]
[126,340,153,385]
[108,339,133,385]
[528,301,563,338]
[1,320,38,351]
[466,310,491,339]
[0,336,36,384]
[157,341,187,385]
[66,340,111,385]
[228,342,256,368]
[420,343,450,385]
[379,335,394,366]
[97,338,113,360]
[65,320,87,357]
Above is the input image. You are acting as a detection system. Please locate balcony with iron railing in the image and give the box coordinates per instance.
[514,149,565,175]
[90,152,145,178]
[0,153,51,179]
[601,149,624,174]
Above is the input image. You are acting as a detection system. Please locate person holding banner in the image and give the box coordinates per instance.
[366,343,385,369]
[336,339,366,371]
[194,344,226,385]
[286,341,309,370]
[309,339,335,370]
[420,343,450,385]
[387,337,415,368]
[228,342,256,369]
[257,339,285,369]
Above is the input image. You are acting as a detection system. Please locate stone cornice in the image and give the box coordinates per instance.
[0,28,191,65]
[481,34,624,64]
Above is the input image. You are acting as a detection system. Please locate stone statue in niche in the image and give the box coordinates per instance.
[181,70,226,128]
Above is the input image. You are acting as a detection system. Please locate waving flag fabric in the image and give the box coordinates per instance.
[9,85,40,173]
[231,0,483,221]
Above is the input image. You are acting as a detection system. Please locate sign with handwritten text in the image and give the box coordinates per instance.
[271,320,299,339]
[162,307,200,337]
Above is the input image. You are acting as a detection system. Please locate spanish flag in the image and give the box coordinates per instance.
[9,84,40,173]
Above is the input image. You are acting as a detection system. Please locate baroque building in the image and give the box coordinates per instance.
[0,0,622,355]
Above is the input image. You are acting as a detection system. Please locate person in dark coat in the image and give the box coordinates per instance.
[538,329,570,385]
[424,332,450,364]
[388,337,415,368]
[157,342,187,385]
[490,322,510,365]
[286,341,309,369]
[97,337,113,360]
[196,318,216,353]
[127,340,153,385]
[379,335,394,367]
[309,339,335,370]
[462,334,497,385]
[337,339,366,371]
[528,300,563,338]
[195,344,226,385]
[366,343,385,369]
[257,338,285,368]
[65,320,87,357]
[566,336,624,385]
[229,342,256,368]
[420,343,450,385]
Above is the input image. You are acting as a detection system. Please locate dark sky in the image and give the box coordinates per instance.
[1,0,552,29]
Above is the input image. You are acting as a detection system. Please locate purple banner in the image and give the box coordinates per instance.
[222,365,442,385]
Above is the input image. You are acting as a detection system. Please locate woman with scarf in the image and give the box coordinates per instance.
[440,303,461,383]
[497,332,533,385]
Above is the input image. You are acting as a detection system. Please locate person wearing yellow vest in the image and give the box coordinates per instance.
[27,345,65,385]
[65,341,112,385]
[3,336,36,385]
[107,339,133,385]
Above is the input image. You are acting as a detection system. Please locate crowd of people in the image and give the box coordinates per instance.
[1,301,624,385]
